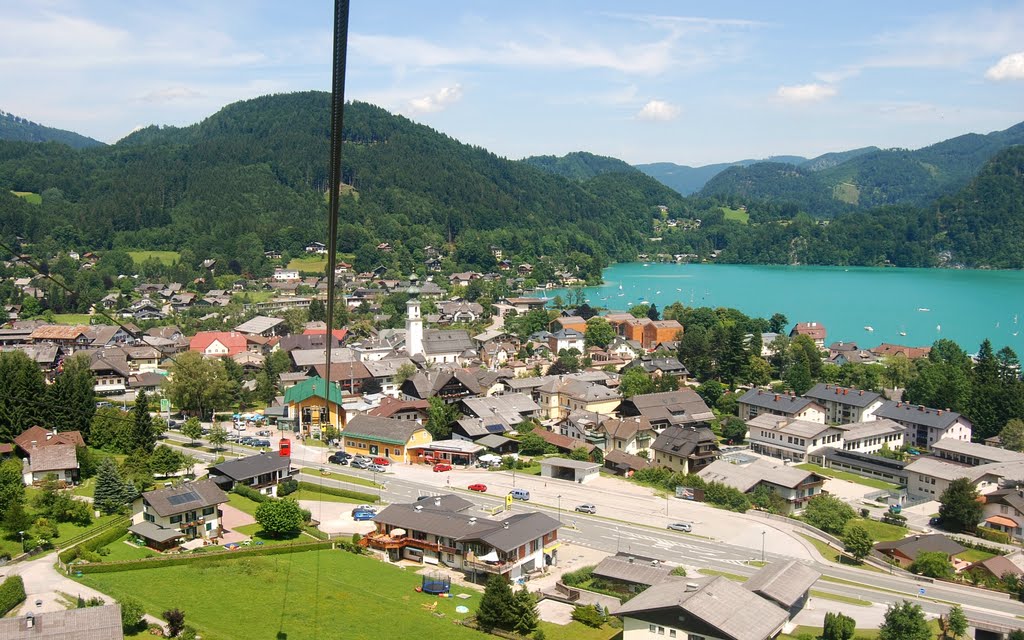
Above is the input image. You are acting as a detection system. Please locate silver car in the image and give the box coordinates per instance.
[667,522,692,533]
[575,504,597,514]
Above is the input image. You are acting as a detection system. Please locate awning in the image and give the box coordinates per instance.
[478,550,500,562]
[391,528,407,537]
[543,542,561,553]
[986,515,1019,528]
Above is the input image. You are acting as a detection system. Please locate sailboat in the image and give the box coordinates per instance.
[936,324,942,332]
[619,284,623,291]
[864,326,874,332]
[917,308,930,312]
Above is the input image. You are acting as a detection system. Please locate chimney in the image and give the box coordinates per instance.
[685,583,699,592]
[774,395,779,401]
[628,556,634,563]
[937,410,942,416]
[24,613,34,629]
[434,497,441,507]
[859,390,863,396]
[503,521,509,529]
[415,505,423,512]
[469,517,477,525]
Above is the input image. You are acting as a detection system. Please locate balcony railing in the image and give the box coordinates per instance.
[362,532,456,554]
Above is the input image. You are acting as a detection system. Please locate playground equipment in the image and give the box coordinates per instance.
[420,571,451,595]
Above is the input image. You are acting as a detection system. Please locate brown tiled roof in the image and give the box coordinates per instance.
[28,444,79,473]
[534,429,594,452]
[14,426,85,451]
[141,479,228,517]
[30,324,89,340]
[368,396,429,418]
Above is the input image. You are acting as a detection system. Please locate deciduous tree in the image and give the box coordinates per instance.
[938,478,983,533]
[879,601,930,640]
[1000,418,1024,452]
[910,551,955,579]
[822,611,856,640]
[584,317,615,349]
[803,494,856,535]
[255,498,304,538]
[842,525,873,562]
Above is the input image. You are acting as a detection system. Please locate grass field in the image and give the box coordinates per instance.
[98,534,159,562]
[11,190,42,204]
[798,533,884,572]
[72,477,97,498]
[956,548,997,563]
[287,256,328,273]
[227,492,261,516]
[53,313,93,325]
[845,517,907,543]
[796,462,901,491]
[128,250,180,266]
[833,182,861,205]
[721,206,749,224]
[299,467,381,488]
[76,550,487,640]
[289,488,359,503]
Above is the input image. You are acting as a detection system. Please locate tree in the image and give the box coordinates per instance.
[394,363,417,386]
[476,574,514,632]
[120,450,154,492]
[1007,630,1024,640]
[182,418,203,445]
[784,351,813,395]
[747,356,772,387]
[879,601,931,640]
[842,525,873,562]
[307,297,326,323]
[1000,418,1024,452]
[942,604,968,640]
[803,494,856,535]
[208,424,228,451]
[130,389,156,454]
[45,352,95,438]
[620,367,656,398]
[2,499,33,539]
[426,397,459,440]
[768,313,788,334]
[568,447,590,461]
[0,350,48,443]
[938,477,983,533]
[519,432,555,456]
[119,596,146,633]
[511,586,539,635]
[910,550,955,579]
[720,417,747,443]
[646,304,660,321]
[163,352,234,419]
[255,498,304,538]
[821,611,856,640]
[629,304,650,319]
[0,458,26,518]
[94,457,137,515]
[584,317,615,349]
[163,608,186,638]
[149,445,184,477]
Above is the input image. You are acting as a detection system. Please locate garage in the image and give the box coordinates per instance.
[539,457,600,484]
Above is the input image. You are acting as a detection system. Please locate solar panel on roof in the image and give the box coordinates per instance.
[167,490,201,506]
[485,424,505,433]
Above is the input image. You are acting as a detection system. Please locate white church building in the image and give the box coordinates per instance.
[406,295,476,366]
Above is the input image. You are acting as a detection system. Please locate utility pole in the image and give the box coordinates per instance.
[761,530,766,564]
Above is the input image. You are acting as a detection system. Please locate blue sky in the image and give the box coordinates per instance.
[2,1,1023,165]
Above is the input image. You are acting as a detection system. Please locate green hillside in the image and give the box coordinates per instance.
[523,151,640,181]
[0,110,104,149]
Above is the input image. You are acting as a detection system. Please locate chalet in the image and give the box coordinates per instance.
[875,534,965,569]
[699,458,826,515]
[364,494,560,582]
[537,376,621,421]
[533,429,597,459]
[874,400,972,449]
[448,272,482,287]
[402,369,481,405]
[361,358,416,396]
[618,390,713,430]
[980,489,1024,543]
[209,453,294,497]
[89,350,131,395]
[870,343,932,360]
[622,356,689,381]
[283,376,346,437]
[602,449,652,477]
[460,393,540,427]
[305,241,327,254]
[29,324,92,353]
[0,343,62,374]
[743,560,820,619]
[737,389,825,423]
[436,300,484,323]
[452,417,514,442]
[367,396,430,422]
[189,331,248,357]
[496,297,548,317]
[802,384,884,425]
[548,328,585,354]
[130,480,228,550]
[651,425,719,474]
[591,553,674,592]
[22,444,79,485]
[789,322,826,348]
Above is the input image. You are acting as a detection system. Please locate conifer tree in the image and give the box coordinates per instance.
[476,574,514,632]
[131,390,156,454]
[511,586,539,635]
[94,457,137,515]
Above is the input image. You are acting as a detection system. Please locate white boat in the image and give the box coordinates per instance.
[917,307,930,312]
[899,331,907,337]
[937,324,942,332]
[642,263,649,267]
[655,290,661,295]
[864,326,874,332]
[619,284,623,290]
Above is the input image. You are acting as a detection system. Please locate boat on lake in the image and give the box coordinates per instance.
[864,326,874,332]
[918,307,930,312]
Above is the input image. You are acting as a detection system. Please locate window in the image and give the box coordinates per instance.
[202,507,215,516]
[658,627,665,635]
[170,515,182,524]
[206,522,212,531]
[669,631,677,638]
[650,625,657,633]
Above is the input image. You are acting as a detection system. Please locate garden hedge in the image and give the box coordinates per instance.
[231,484,272,503]
[976,527,1012,545]
[296,481,377,504]
[0,575,26,617]
[59,525,130,564]
[74,541,334,574]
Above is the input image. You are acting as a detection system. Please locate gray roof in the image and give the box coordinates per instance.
[235,315,286,335]
[738,388,817,414]
[804,383,882,408]
[474,511,562,552]
[620,389,712,424]
[614,576,789,640]
[362,357,415,378]
[0,605,124,640]
[422,329,475,355]
[343,414,426,445]
[412,494,475,512]
[930,438,1024,464]
[837,418,906,441]
[593,555,673,586]
[904,457,982,482]
[603,449,652,471]
[699,458,822,491]
[210,453,291,482]
[141,479,228,517]
[455,417,511,438]
[462,393,539,424]
[743,560,820,608]
[875,400,968,430]
[651,425,718,457]
[290,348,356,368]
[875,534,965,560]
[128,521,185,544]
[746,414,834,439]
[475,434,516,449]
[405,369,481,399]
[28,444,79,473]
[538,457,599,471]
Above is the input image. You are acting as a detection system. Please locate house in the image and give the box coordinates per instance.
[548,328,585,354]
[745,414,844,463]
[364,494,560,582]
[22,444,79,485]
[642,320,683,349]
[452,417,514,442]
[618,390,713,430]
[603,449,652,477]
[359,358,415,396]
[595,415,657,457]
[789,322,826,348]
[460,393,540,428]
[499,297,548,316]
[89,350,131,395]
[0,605,124,640]
[551,316,587,334]
[234,315,287,337]
[367,397,430,422]
[532,429,597,459]
[537,377,621,421]
[698,458,826,515]
[743,560,820,618]
[874,400,972,449]
[622,356,689,382]
[802,384,884,425]
[967,554,1024,581]
[874,534,965,569]
[591,553,674,593]
[737,389,826,423]
[130,479,228,549]
[341,414,432,463]
[835,419,906,455]
[189,331,248,357]
[436,300,484,323]
[408,439,484,466]
[650,425,720,474]
[305,241,327,254]
[475,433,519,456]
[980,489,1024,543]
[448,272,482,287]
[283,376,346,437]
[901,452,1024,500]
[869,343,931,360]
[613,575,790,640]
[209,453,294,497]
[14,426,85,454]
[29,324,92,353]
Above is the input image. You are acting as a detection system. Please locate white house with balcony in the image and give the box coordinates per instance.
[746,414,843,463]
[130,479,228,550]
[802,384,884,425]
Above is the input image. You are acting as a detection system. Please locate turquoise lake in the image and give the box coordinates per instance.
[547,263,1024,353]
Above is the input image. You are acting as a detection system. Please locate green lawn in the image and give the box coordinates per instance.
[55,513,124,546]
[73,477,97,498]
[76,550,486,640]
[845,517,907,542]
[781,620,940,640]
[957,548,997,563]
[287,256,328,273]
[98,534,159,562]
[299,467,381,488]
[796,462,901,491]
[11,191,42,204]
[128,250,180,266]
[53,313,94,325]
[798,533,884,572]
[231,289,277,304]
[539,621,620,640]
[721,207,749,224]
[809,589,872,607]
[227,493,262,516]
[289,489,359,503]
[230,524,320,546]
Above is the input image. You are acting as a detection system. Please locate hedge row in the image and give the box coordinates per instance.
[59,525,130,564]
[74,541,334,574]
[976,527,1012,545]
[232,484,273,503]
[0,575,26,617]
[296,481,377,504]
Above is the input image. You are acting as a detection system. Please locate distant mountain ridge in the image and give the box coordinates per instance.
[0,109,104,149]
[635,156,806,195]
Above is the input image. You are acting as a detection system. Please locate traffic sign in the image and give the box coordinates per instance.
[918,587,926,596]
[160,399,170,413]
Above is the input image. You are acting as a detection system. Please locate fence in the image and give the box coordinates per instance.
[56,515,131,551]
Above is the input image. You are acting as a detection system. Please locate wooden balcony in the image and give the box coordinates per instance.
[362,532,455,554]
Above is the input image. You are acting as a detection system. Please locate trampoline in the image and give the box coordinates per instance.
[421,571,451,595]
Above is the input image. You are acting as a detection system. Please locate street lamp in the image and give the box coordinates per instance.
[761,530,766,564]
[18,530,25,550]
[557,495,562,523]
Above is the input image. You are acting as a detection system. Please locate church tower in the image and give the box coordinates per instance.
[406,292,423,357]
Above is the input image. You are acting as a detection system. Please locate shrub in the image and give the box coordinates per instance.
[670,566,687,576]
[232,484,272,503]
[976,527,1011,544]
[164,608,186,637]
[296,482,378,504]
[75,541,333,573]
[277,479,299,496]
[58,526,129,564]
[561,565,594,587]
[119,596,146,633]
[571,604,605,627]
[0,576,26,617]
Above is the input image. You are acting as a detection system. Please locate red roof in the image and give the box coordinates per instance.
[189,331,248,356]
[792,322,827,340]
[14,426,86,452]
[368,397,429,418]
[303,328,348,341]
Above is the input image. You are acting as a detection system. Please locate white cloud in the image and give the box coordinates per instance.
[407,84,464,114]
[140,87,203,103]
[636,100,680,121]
[985,52,1024,80]
[776,83,838,103]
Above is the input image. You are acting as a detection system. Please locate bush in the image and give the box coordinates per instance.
[560,565,594,587]
[296,482,378,504]
[59,525,129,564]
[75,541,333,573]
[277,479,299,497]
[976,527,1011,544]
[571,604,605,627]
[119,596,146,633]
[232,484,272,503]
[0,576,26,617]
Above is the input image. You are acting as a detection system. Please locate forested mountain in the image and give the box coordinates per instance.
[0,110,104,149]
[800,146,878,172]
[0,92,689,281]
[698,121,1024,214]
[636,156,807,195]
[522,151,639,181]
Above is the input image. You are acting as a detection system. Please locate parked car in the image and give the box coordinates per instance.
[432,463,453,472]
[468,483,487,492]
[167,420,178,429]
[666,522,692,533]
[929,516,944,527]
[575,504,597,514]
[372,457,391,466]
[368,463,387,473]
[355,504,377,513]
[328,453,349,465]
[351,509,376,521]
[332,451,352,460]
[256,430,271,437]
[226,434,240,442]
[351,458,369,469]
[253,439,271,448]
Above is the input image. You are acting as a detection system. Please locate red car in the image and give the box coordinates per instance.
[372,457,391,466]
[432,463,453,472]
[468,483,487,492]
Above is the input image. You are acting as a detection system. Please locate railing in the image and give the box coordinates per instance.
[56,515,130,551]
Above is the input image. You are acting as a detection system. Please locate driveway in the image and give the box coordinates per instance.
[219,503,256,544]
[298,500,375,535]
